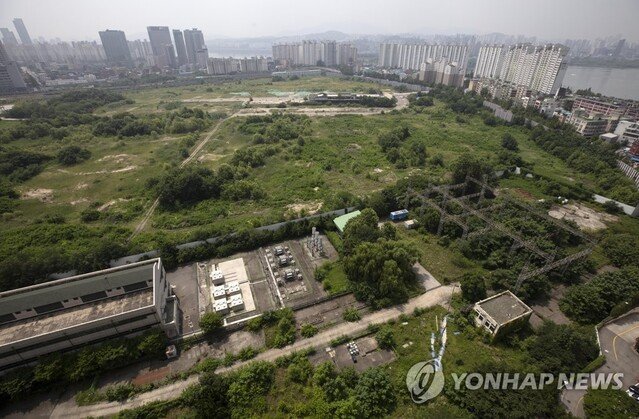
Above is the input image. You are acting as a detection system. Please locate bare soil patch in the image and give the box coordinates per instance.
[548,203,618,231]
[21,189,54,203]
[286,201,323,215]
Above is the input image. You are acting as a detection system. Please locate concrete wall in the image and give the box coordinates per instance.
[0,305,159,369]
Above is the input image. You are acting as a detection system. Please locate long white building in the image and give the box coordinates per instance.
[378,42,469,72]
[273,40,357,67]
[0,258,179,370]
[474,44,504,79]
[475,43,569,95]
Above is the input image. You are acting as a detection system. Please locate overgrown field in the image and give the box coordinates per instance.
[1,77,638,291]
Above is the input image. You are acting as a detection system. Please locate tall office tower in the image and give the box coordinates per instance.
[98,29,133,67]
[12,18,33,45]
[183,28,207,65]
[172,29,188,66]
[0,40,27,93]
[0,28,18,46]
[474,45,504,78]
[147,26,176,68]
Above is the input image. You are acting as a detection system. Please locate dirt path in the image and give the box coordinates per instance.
[129,113,237,239]
[48,285,457,418]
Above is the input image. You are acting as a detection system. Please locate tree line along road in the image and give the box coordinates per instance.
[49,285,457,418]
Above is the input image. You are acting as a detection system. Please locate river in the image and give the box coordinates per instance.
[563,66,639,100]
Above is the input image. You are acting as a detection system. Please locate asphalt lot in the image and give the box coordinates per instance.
[309,336,395,372]
[167,264,199,334]
[561,309,639,418]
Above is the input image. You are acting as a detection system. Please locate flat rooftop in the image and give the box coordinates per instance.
[0,289,154,347]
[476,291,532,325]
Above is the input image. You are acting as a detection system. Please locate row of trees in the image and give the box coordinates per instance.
[92,107,215,138]
[0,329,166,402]
[560,266,639,323]
[178,355,396,418]
[530,125,639,204]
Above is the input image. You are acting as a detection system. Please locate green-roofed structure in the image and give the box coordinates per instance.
[333,210,361,233]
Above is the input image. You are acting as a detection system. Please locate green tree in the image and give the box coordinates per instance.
[353,368,396,417]
[501,133,519,151]
[227,361,275,416]
[460,272,487,303]
[343,239,417,308]
[380,223,397,240]
[602,234,639,268]
[300,323,318,338]
[451,153,494,185]
[342,208,380,255]
[286,357,313,384]
[199,312,223,334]
[584,388,639,419]
[181,372,230,418]
[136,329,167,357]
[342,307,361,322]
[560,267,639,323]
[375,326,395,349]
[524,322,598,374]
[57,145,91,166]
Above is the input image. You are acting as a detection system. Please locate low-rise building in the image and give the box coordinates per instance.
[0,258,179,370]
[600,132,619,143]
[567,110,618,137]
[473,290,532,339]
[615,120,639,145]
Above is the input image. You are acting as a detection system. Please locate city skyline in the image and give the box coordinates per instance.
[1,0,638,43]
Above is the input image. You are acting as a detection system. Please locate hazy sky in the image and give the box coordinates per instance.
[1,0,637,42]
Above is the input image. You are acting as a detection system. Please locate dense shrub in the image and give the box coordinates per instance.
[57,145,91,166]
[560,266,639,323]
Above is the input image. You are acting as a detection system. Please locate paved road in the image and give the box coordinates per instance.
[561,309,639,418]
[49,285,457,418]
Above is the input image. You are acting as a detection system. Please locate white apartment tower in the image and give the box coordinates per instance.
[495,43,568,95]
[529,44,569,95]
[474,45,504,79]
[378,42,468,73]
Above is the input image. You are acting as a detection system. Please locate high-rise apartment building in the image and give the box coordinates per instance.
[172,30,188,66]
[98,29,133,67]
[147,26,176,68]
[207,56,268,75]
[0,40,27,93]
[474,45,504,79]
[272,41,357,67]
[183,28,207,66]
[337,43,357,66]
[497,43,568,95]
[378,42,469,73]
[12,18,32,45]
[0,28,19,46]
[128,39,155,67]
